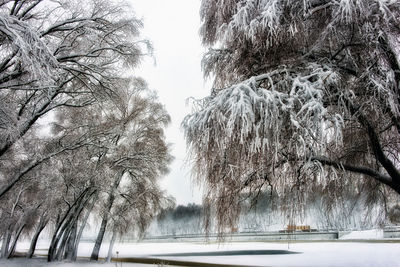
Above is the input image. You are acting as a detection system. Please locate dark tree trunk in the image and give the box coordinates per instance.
[7,224,26,258]
[48,201,80,262]
[64,220,77,261]
[48,188,89,261]
[72,193,98,261]
[1,228,11,258]
[56,189,95,261]
[27,216,48,258]
[90,172,123,261]
[48,187,96,262]
[90,215,109,261]
[55,218,77,261]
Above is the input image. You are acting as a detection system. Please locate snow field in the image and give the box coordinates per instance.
[11,237,400,267]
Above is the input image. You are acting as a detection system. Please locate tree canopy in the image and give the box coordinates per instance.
[0,0,172,261]
[183,0,400,231]
[0,0,149,158]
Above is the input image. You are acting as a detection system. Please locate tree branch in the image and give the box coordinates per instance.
[0,140,95,199]
[40,17,102,37]
[356,111,400,184]
[311,155,400,194]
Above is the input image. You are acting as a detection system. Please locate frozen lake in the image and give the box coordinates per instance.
[3,236,400,267]
[104,241,400,266]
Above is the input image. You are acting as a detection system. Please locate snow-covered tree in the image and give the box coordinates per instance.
[0,1,173,261]
[0,0,151,197]
[0,82,172,261]
[183,0,400,232]
[88,87,172,261]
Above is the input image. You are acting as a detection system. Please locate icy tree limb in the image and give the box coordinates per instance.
[377,35,400,135]
[0,140,94,199]
[310,156,400,194]
[356,111,400,185]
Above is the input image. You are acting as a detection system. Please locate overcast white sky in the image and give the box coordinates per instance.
[128,0,210,205]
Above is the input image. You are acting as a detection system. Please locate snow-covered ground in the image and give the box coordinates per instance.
[339,229,383,239]
[3,230,400,267]
[105,241,399,267]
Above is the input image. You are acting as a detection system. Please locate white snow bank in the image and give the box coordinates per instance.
[11,240,400,267]
[339,229,383,240]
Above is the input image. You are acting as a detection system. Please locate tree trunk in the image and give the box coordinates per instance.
[55,189,95,261]
[55,219,76,261]
[48,204,78,261]
[1,228,11,258]
[90,213,109,261]
[48,187,95,262]
[27,216,48,258]
[72,193,98,261]
[7,224,25,258]
[106,229,117,263]
[90,172,123,261]
[63,220,77,261]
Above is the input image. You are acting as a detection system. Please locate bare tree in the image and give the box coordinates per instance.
[183,0,400,232]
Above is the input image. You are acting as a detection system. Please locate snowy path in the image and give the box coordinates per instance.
[5,239,400,266]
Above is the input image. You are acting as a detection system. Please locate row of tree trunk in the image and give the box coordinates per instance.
[0,185,119,262]
[47,187,97,261]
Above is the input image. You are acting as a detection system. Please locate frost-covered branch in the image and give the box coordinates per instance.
[184,63,344,171]
[310,155,399,194]
[0,138,94,199]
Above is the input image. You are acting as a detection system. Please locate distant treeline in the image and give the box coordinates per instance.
[146,190,400,237]
[146,203,204,236]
